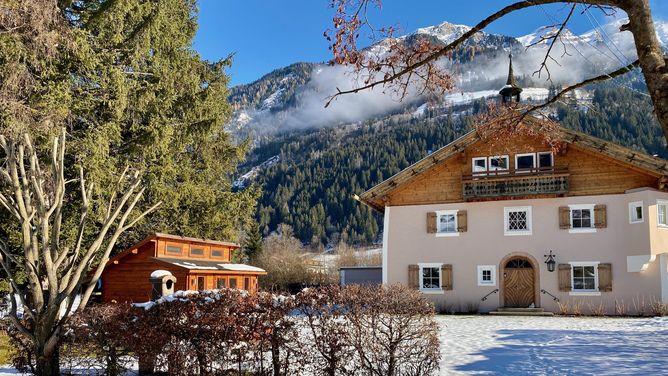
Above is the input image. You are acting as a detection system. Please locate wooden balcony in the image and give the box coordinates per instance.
[462,168,569,200]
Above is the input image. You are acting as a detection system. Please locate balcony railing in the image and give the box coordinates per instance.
[462,168,569,200]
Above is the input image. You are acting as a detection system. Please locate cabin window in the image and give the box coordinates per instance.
[569,204,595,233]
[472,157,487,173]
[419,264,441,291]
[515,153,535,172]
[570,262,599,292]
[190,247,204,256]
[196,276,205,291]
[216,277,226,289]
[488,155,509,172]
[629,201,644,224]
[211,249,224,258]
[166,245,182,254]
[229,278,238,289]
[538,151,553,169]
[658,200,668,227]
[435,210,458,237]
[477,265,496,286]
[244,277,251,291]
[504,206,532,236]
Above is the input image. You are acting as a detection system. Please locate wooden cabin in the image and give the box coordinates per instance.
[101,233,267,303]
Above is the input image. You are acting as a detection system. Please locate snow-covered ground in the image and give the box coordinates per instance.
[438,315,668,375]
[2,315,666,375]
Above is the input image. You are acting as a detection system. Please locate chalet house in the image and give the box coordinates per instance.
[357,61,668,314]
[101,233,266,303]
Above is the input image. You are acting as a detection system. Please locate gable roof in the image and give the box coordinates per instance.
[357,116,668,212]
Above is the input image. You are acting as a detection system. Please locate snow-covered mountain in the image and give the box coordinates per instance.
[227,18,667,140]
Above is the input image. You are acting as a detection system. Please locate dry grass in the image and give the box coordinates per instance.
[0,330,13,365]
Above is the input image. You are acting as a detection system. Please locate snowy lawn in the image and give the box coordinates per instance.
[438,315,668,375]
[2,315,667,375]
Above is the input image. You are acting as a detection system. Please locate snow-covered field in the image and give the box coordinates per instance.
[438,315,668,375]
[2,315,667,375]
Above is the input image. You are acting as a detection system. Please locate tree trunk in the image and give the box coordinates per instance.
[35,345,59,376]
[621,0,668,150]
[271,336,281,376]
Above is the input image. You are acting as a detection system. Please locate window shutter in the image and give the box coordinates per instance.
[457,210,467,232]
[559,206,571,229]
[441,264,453,291]
[598,263,612,292]
[408,265,419,290]
[558,263,571,292]
[427,212,437,234]
[594,204,607,228]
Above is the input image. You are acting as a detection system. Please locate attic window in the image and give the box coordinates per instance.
[515,153,535,172]
[190,247,204,256]
[211,249,224,257]
[538,151,553,169]
[489,155,509,172]
[472,157,487,173]
[166,245,182,254]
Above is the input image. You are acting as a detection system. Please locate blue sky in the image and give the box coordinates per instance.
[193,1,668,86]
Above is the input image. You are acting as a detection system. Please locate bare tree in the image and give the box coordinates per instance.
[326,0,668,149]
[0,128,160,376]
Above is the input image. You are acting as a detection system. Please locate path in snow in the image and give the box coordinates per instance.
[438,315,668,375]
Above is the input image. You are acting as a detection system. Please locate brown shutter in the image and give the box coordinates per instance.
[427,212,437,233]
[558,263,571,292]
[594,204,607,228]
[559,206,571,229]
[441,264,453,291]
[457,210,467,232]
[598,263,612,292]
[408,265,419,290]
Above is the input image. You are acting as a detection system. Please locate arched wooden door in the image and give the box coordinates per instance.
[503,258,535,308]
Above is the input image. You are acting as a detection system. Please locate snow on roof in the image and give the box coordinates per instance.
[155,258,266,273]
[218,263,265,272]
[150,270,173,278]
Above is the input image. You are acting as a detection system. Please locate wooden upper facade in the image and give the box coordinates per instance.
[358,117,668,211]
[101,233,266,303]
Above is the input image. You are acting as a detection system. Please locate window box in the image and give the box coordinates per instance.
[504,206,532,236]
[477,265,497,286]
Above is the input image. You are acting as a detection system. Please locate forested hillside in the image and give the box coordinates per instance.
[251,85,665,246]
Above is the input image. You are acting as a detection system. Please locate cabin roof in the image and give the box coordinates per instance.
[154,258,267,274]
[357,115,668,212]
[105,233,241,267]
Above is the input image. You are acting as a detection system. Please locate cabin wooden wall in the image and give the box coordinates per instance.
[388,134,660,206]
[101,242,189,303]
[187,274,259,293]
[156,239,235,262]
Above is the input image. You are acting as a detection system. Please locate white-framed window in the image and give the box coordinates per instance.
[504,206,532,236]
[418,263,443,293]
[629,201,644,224]
[658,200,668,227]
[435,210,459,237]
[472,157,487,173]
[537,151,554,169]
[515,153,535,172]
[477,265,497,286]
[569,261,600,295]
[488,155,509,172]
[569,204,596,233]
